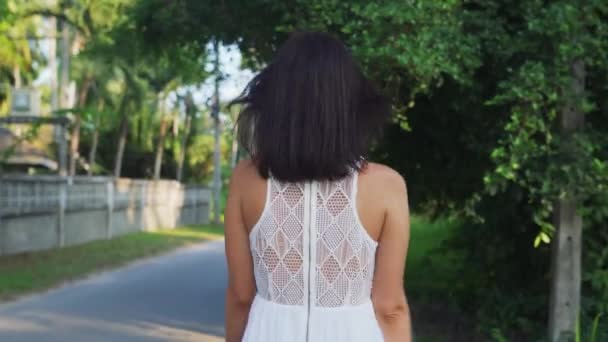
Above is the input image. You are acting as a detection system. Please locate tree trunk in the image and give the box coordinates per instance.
[59,16,71,109]
[176,113,192,182]
[56,17,71,176]
[153,116,169,180]
[87,101,103,176]
[13,65,21,88]
[548,59,585,342]
[114,114,128,178]
[69,77,92,176]
[68,115,81,176]
[88,128,99,176]
[230,124,239,169]
[176,92,195,182]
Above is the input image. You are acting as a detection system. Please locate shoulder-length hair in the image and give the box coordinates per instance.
[232,31,390,182]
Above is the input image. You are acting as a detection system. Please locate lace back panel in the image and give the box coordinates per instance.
[314,176,377,307]
[249,173,377,308]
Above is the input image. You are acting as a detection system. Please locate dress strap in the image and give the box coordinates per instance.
[350,169,359,201]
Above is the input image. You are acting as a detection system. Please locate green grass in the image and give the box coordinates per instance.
[0,225,224,301]
[406,215,463,297]
[406,216,477,341]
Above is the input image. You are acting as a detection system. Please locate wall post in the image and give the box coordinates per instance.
[106,180,114,239]
[57,181,67,247]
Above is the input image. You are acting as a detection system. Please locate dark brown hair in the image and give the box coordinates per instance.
[232,32,390,182]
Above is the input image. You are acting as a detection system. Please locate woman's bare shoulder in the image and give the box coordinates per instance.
[230,159,268,230]
[231,159,261,183]
[229,159,264,197]
[355,163,407,240]
[360,162,407,195]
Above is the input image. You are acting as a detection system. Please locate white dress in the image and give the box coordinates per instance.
[243,171,384,342]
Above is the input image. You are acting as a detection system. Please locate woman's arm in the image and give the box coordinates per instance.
[224,163,257,342]
[371,171,412,342]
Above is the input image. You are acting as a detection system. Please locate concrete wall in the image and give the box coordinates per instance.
[0,175,211,256]
[64,209,108,245]
[0,212,58,255]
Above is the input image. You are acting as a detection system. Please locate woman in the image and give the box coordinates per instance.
[224,32,412,342]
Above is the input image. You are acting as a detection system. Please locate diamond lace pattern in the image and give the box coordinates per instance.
[251,181,305,305]
[250,174,377,308]
[315,176,377,307]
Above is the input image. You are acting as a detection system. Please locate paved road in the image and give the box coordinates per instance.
[0,241,227,342]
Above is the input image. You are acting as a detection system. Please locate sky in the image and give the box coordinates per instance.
[170,43,256,111]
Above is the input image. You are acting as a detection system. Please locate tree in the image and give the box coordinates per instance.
[176,90,195,182]
[131,0,608,338]
[0,1,42,99]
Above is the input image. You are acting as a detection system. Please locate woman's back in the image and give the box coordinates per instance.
[224,32,411,342]
[227,161,408,342]
[250,170,377,308]
[242,167,384,341]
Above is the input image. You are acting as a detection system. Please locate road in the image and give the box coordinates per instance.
[0,241,227,342]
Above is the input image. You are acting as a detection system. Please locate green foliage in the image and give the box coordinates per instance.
[590,313,603,342]
[4,0,608,338]
[479,0,608,240]
[462,2,608,335]
[0,0,44,111]
[11,0,216,179]
[405,216,463,300]
[91,0,608,338]
[132,0,608,337]
[186,134,216,182]
[339,0,608,337]
[576,313,606,342]
[489,328,509,342]
[185,128,233,184]
[404,216,480,341]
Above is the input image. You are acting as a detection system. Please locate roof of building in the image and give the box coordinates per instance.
[0,127,58,170]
